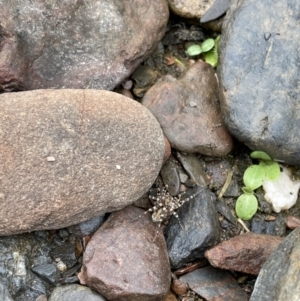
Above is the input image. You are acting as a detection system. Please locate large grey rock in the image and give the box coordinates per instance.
[0,0,168,92]
[0,89,165,235]
[218,0,300,165]
[250,227,300,301]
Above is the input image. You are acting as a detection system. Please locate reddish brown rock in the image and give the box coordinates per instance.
[286,215,300,229]
[205,232,283,275]
[79,206,171,301]
[142,61,233,157]
[0,0,168,92]
[0,89,165,235]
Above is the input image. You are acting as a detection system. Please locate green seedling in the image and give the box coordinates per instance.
[186,36,220,67]
[235,151,280,220]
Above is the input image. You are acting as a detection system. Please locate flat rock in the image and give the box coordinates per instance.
[180,266,248,301]
[0,0,168,91]
[49,284,106,301]
[250,227,300,301]
[205,232,283,275]
[0,89,165,235]
[218,0,300,165]
[167,0,214,18]
[79,205,171,301]
[165,187,221,269]
[142,61,233,157]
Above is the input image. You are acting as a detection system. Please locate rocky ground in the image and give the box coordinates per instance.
[1,0,300,300]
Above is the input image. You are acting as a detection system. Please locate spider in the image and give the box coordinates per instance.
[145,184,201,228]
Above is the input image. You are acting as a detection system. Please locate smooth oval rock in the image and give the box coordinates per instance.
[142,61,233,157]
[0,0,168,91]
[218,0,300,165]
[0,89,165,235]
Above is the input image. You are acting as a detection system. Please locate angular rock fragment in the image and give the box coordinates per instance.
[0,89,165,235]
[79,206,171,301]
[142,61,233,157]
[205,232,283,275]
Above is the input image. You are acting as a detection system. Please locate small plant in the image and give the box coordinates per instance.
[235,151,280,220]
[186,36,220,67]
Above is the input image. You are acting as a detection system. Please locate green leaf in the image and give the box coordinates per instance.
[235,194,258,220]
[250,151,272,161]
[186,45,202,56]
[259,161,280,181]
[243,165,265,190]
[201,38,215,52]
[242,187,254,194]
[203,51,218,67]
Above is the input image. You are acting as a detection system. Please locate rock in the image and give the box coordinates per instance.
[286,215,300,230]
[67,215,106,238]
[167,0,214,18]
[142,61,233,157]
[31,263,60,286]
[180,266,248,301]
[251,214,286,237]
[49,244,78,270]
[165,187,221,269]
[160,157,181,196]
[0,233,54,301]
[176,152,209,188]
[218,0,300,166]
[0,0,168,91]
[79,205,171,301]
[205,232,283,275]
[49,284,106,301]
[200,0,230,23]
[250,227,300,301]
[0,280,14,301]
[0,89,165,235]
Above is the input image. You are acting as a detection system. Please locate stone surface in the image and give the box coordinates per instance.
[0,89,165,235]
[218,0,300,166]
[200,0,230,23]
[79,205,171,301]
[250,227,300,301]
[142,61,233,157]
[0,233,54,301]
[205,232,283,275]
[0,280,14,301]
[49,284,106,301]
[0,0,168,92]
[165,187,221,269]
[167,0,214,18]
[180,266,248,301]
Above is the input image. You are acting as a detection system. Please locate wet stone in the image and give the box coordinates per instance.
[180,266,248,301]
[200,0,230,23]
[250,227,300,300]
[31,263,60,286]
[49,284,106,301]
[0,89,165,235]
[50,244,78,270]
[79,205,171,301]
[251,214,286,237]
[205,232,283,275]
[165,187,221,269]
[0,0,169,91]
[0,279,14,301]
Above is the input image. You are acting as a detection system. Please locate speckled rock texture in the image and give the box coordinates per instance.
[250,227,300,301]
[79,206,171,301]
[142,61,233,157]
[0,0,169,92]
[167,0,214,18]
[0,89,165,235]
[218,0,300,166]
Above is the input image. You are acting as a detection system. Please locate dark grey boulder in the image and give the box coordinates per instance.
[0,89,165,235]
[250,227,300,301]
[218,0,300,165]
[0,0,168,91]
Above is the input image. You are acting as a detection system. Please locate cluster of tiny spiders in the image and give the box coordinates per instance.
[145,184,199,228]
